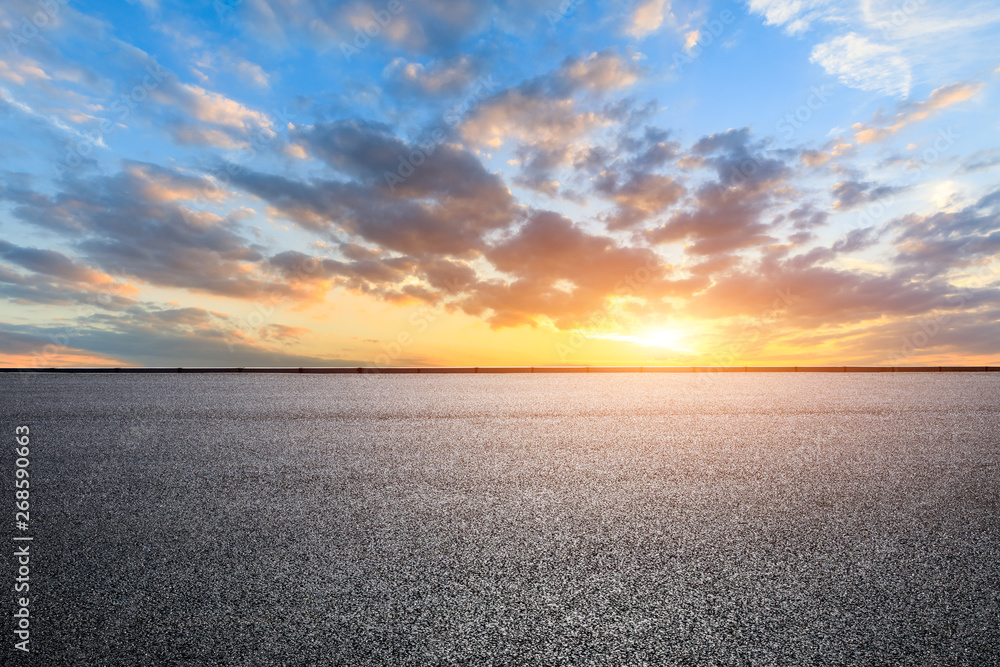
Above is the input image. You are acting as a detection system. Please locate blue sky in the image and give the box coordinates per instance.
[1,0,999,367]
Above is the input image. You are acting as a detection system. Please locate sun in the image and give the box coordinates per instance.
[633,327,687,349]
[589,326,693,352]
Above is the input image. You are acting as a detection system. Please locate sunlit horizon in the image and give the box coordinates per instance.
[1,0,998,368]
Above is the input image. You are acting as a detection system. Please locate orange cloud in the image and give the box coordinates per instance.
[852,81,984,144]
[627,0,671,38]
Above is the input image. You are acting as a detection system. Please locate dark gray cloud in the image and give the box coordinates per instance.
[787,203,829,230]
[233,171,514,258]
[0,241,106,283]
[293,119,511,204]
[690,128,789,191]
[231,118,519,258]
[890,188,1000,277]
[0,162,297,301]
[645,183,776,254]
[0,319,351,368]
[960,147,1000,174]
[788,227,881,267]
[597,172,685,230]
[0,239,138,310]
[686,251,994,331]
[831,180,904,210]
[640,128,792,255]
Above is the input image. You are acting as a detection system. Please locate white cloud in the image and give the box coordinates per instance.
[193,49,270,89]
[750,0,1000,97]
[810,33,912,97]
[747,0,839,35]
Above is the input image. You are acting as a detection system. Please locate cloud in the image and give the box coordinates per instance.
[850,81,984,143]
[470,210,683,328]
[646,183,777,255]
[0,58,51,85]
[686,250,978,329]
[268,249,481,306]
[0,327,126,367]
[383,55,480,96]
[689,128,790,190]
[167,81,271,128]
[263,208,688,332]
[0,241,112,285]
[0,268,137,312]
[890,187,1000,277]
[260,323,311,342]
[831,180,904,209]
[193,49,270,89]
[0,318,354,368]
[823,307,1000,364]
[461,91,593,149]
[747,0,839,35]
[460,50,641,149]
[292,119,510,202]
[626,0,672,38]
[560,51,643,92]
[235,119,517,257]
[641,129,790,254]
[0,163,303,302]
[960,148,1000,173]
[753,0,1000,97]
[152,80,275,148]
[234,0,521,55]
[810,33,912,97]
[598,172,685,230]
[799,140,854,167]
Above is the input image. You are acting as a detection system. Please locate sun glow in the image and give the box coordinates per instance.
[589,326,693,352]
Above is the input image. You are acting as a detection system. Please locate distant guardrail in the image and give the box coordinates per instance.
[0,366,997,374]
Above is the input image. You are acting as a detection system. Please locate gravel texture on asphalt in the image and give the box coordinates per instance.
[2,373,999,665]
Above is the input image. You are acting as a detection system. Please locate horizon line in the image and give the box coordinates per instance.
[2,366,998,374]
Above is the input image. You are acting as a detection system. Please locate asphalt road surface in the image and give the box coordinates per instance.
[3,373,999,665]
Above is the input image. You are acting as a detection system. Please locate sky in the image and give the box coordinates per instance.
[0,0,998,368]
